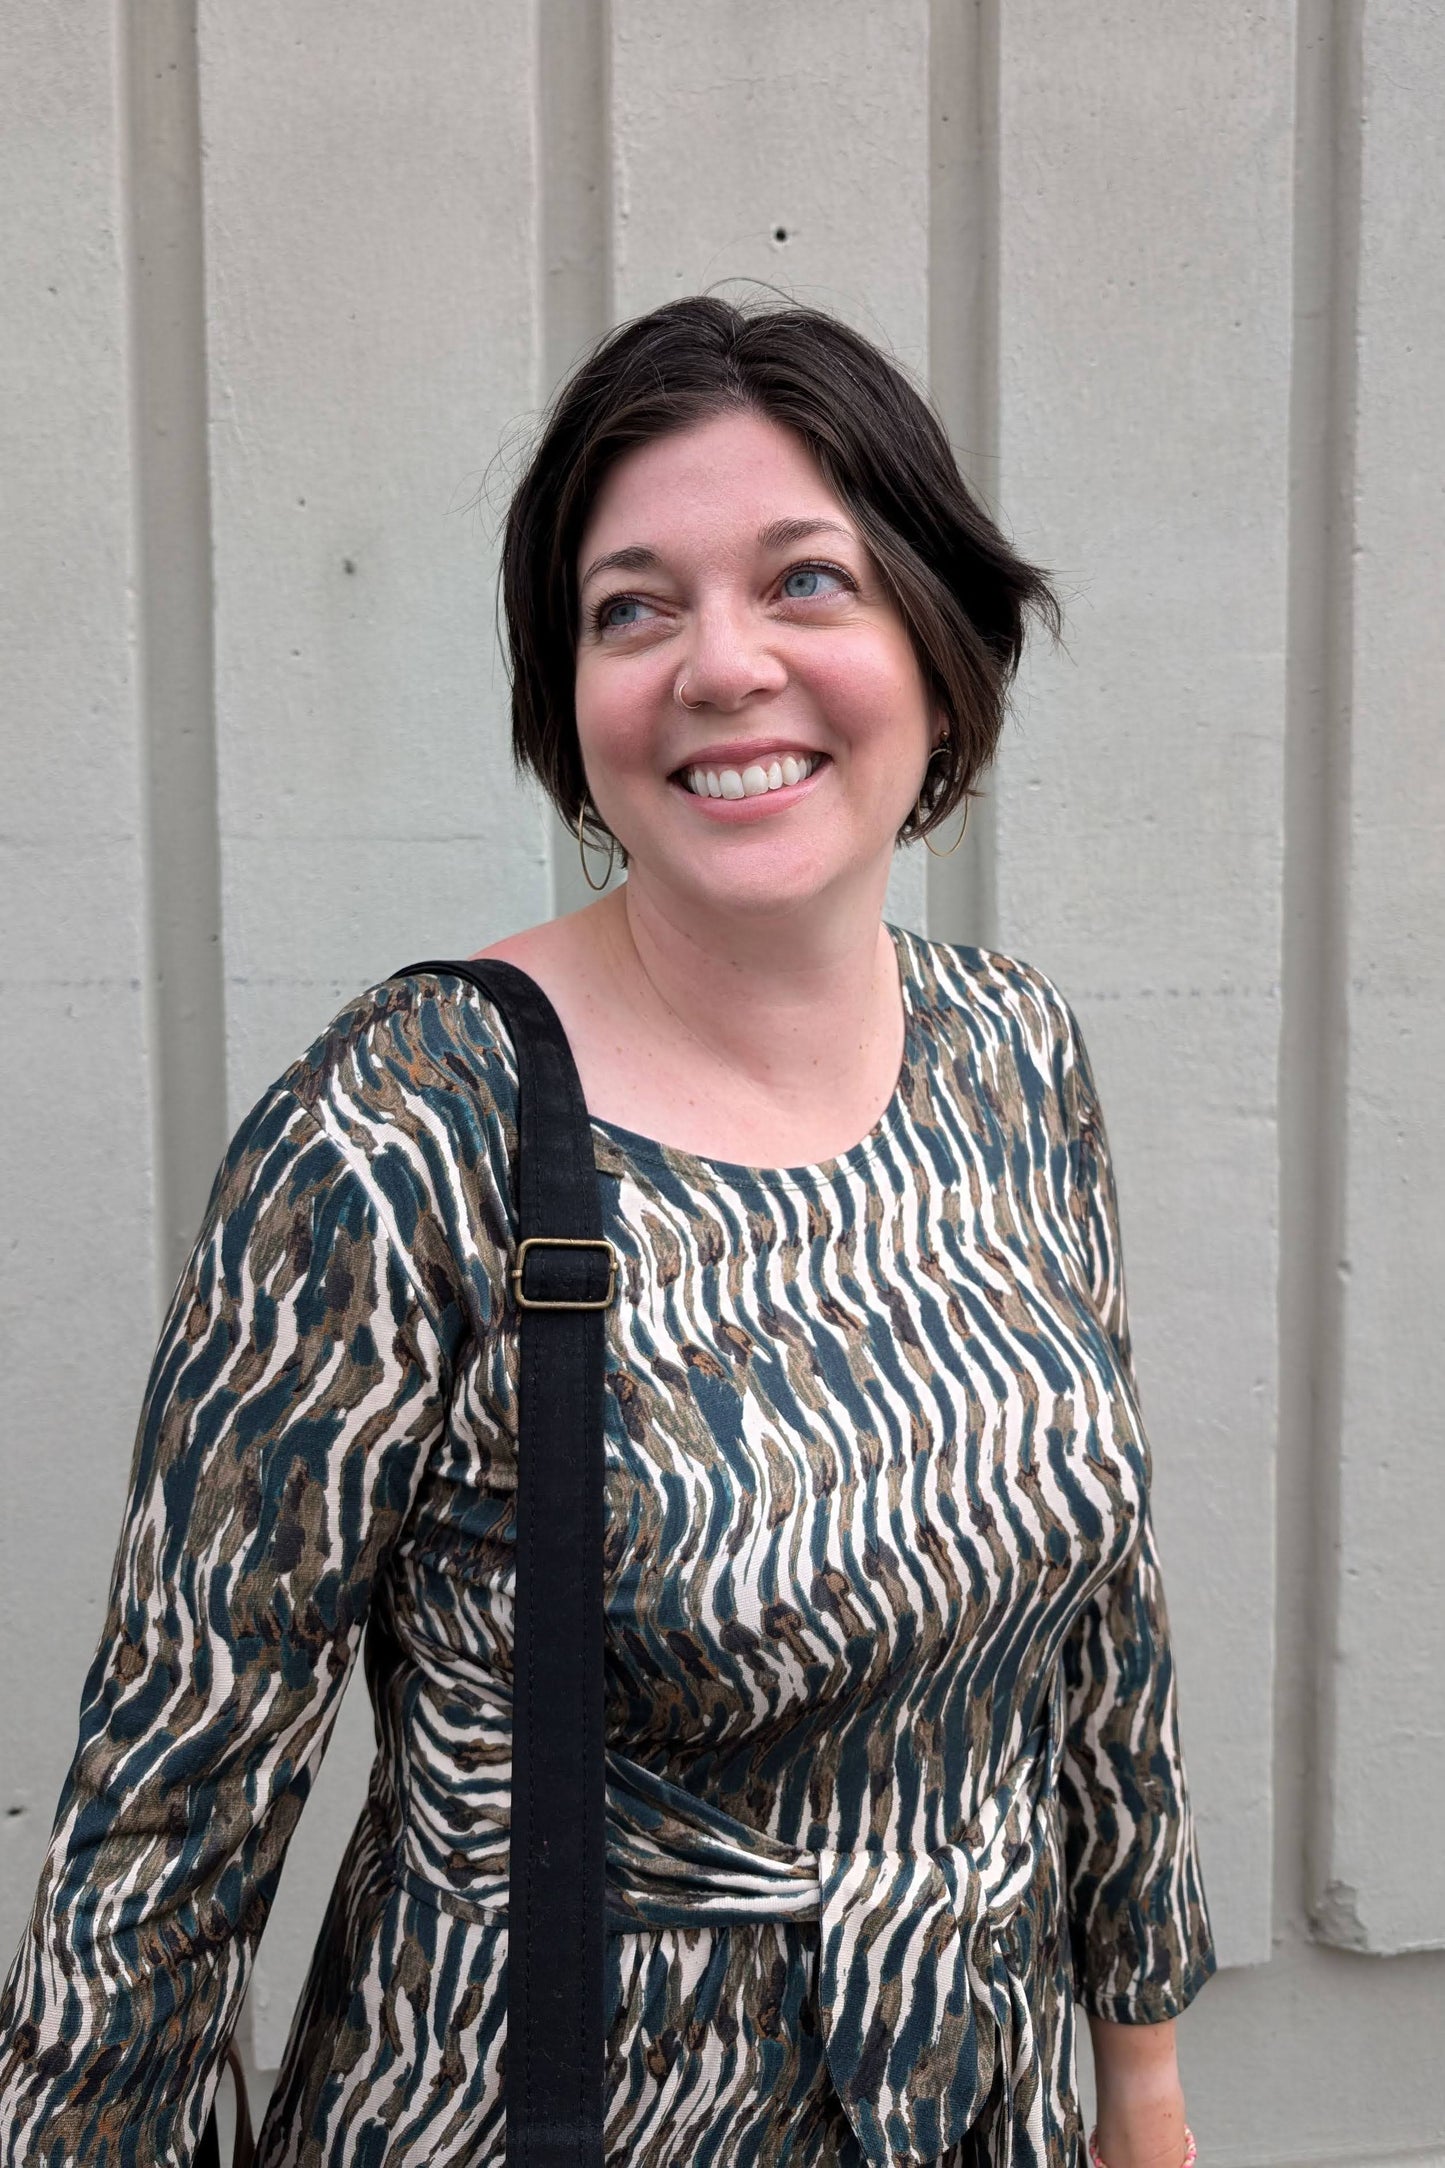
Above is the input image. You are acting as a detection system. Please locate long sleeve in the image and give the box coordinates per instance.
[0,1080,449,2164]
[1054,1006,1217,2023]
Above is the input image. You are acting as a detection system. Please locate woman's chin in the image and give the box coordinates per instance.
[633,845,881,921]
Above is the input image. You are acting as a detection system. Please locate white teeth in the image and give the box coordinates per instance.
[682,753,818,799]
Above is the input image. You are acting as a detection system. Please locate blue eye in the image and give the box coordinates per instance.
[782,564,848,601]
[594,594,653,632]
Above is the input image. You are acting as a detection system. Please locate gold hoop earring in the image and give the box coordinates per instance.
[576,798,619,891]
[922,795,970,858]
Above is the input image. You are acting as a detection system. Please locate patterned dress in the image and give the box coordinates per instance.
[0,926,1215,2168]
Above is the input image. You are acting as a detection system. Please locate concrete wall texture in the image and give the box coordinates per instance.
[1,2,1441,2161]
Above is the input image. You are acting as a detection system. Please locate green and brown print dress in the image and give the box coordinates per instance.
[0,926,1215,2167]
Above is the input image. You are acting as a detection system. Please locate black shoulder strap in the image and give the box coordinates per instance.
[398,957,611,2168]
[197,2044,255,2168]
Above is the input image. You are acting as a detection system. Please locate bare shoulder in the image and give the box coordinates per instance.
[468,910,604,1008]
[465,904,627,1074]
[468,922,562,971]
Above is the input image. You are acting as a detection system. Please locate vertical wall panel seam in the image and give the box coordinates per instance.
[974,0,1002,954]
[926,0,995,950]
[532,0,555,923]
[973,0,1001,519]
[117,0,227,1307]
[1305,0,1364,1941]
[972,0,1002,956]
[540,0,616,916]
[600,0,616,331]
[1304,0,1363,1943]
[112,0,161,1323]
[1274,0,1339,1946]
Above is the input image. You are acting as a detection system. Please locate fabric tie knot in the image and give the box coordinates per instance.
[605,1677,1064,2168]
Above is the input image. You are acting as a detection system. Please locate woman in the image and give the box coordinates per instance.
[0,295,1214,2167]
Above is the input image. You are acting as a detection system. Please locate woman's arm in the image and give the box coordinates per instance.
[1048,986,1216,2137]
[0,1078,450,2164]
[1089,2014,1189,2168]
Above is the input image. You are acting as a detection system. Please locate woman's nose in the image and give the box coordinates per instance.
[677,596,789,710]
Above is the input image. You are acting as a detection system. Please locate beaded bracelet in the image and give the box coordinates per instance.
[1088,2126,1196,2168]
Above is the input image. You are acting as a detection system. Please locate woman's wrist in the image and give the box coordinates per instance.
[1087,2012,1190,2168]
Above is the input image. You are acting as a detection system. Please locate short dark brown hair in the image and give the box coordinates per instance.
[499,293,1062,849]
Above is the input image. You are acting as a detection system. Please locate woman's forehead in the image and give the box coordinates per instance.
[577,410,850,561]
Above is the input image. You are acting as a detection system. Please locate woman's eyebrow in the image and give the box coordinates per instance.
[579,543,659,590]
[756,516,855,553]
[579,517,856,594]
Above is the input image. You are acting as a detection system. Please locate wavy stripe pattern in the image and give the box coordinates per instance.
[0,928,1214,2166]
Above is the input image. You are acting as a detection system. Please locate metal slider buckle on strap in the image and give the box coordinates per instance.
[510,1235,619,1311]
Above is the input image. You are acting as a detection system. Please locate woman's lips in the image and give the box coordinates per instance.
[684,754,818,806]
[669,754,830,819]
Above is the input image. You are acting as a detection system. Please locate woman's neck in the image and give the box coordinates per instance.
[472,878,909,1162]
[589,879,903,1125]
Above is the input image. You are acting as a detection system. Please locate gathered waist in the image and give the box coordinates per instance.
[601,1707,1060,1934]
[378,1670,1068,2168]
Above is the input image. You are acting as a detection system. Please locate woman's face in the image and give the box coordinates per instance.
[572,408,942,925]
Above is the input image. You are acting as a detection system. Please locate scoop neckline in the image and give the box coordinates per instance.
[588,921,924,1192]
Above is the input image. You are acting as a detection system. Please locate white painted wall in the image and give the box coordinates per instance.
[1320,0,1445,1961]
[0,0,161,1979]
[993,0,1297,1973]
[2,4,1441,2161]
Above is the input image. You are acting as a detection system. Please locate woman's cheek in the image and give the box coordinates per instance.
[802,628,923,723]
[576,662,669,781]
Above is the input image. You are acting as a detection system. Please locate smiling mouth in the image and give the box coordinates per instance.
[672,752,826,800]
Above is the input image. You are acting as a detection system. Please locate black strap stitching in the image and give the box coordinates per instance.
[398,960,607,2168]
